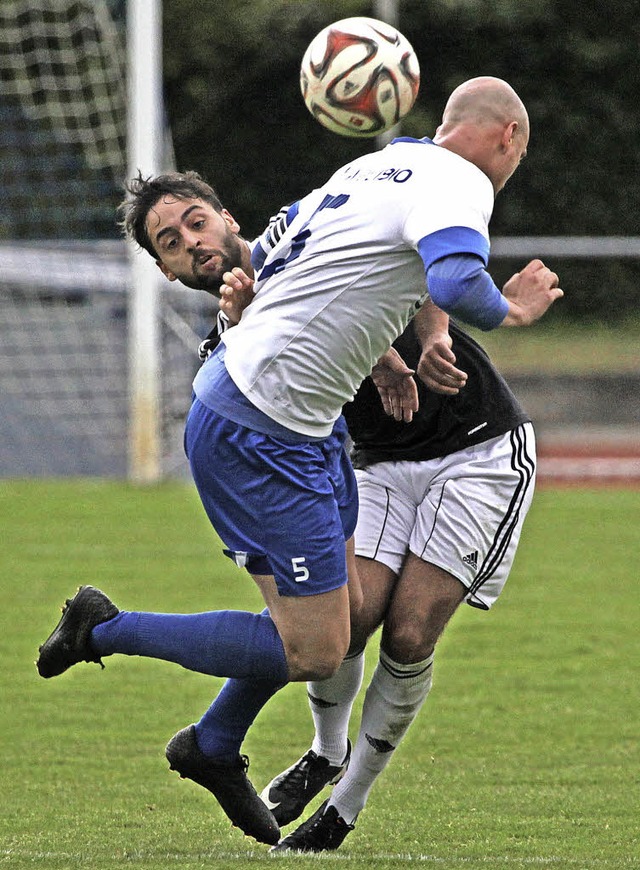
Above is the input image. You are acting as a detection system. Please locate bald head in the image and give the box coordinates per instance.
[434,77,530,193]
[441,76,529,137]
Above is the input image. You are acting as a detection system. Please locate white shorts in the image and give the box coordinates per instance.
[354,423,536,610]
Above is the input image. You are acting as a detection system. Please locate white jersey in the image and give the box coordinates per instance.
[220,138,494,437]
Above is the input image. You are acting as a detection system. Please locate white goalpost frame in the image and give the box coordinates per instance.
[127,0,164,483]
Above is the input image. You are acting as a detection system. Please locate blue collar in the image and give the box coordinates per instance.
[390,136,436,146]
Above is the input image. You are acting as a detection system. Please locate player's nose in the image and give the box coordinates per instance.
[183,230,202,251]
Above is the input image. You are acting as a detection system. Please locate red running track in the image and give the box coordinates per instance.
[536,443,640,487]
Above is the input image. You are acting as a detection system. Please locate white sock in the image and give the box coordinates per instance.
[330,649,434,824]
[307,650,365,765]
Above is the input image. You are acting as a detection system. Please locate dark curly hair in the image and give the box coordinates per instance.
[117,170,224,258]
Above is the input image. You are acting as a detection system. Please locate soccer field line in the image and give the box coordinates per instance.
[2,850,639,866]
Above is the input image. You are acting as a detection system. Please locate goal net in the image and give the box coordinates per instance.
[0,240,214,478]
[0,0,215,479]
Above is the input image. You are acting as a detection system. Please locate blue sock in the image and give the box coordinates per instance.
[195,676,287,761]
[91,609,289,683]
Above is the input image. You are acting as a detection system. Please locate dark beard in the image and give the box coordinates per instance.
[190,232,245,296]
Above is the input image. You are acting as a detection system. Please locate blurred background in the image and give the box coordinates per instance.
[0,0,638,482]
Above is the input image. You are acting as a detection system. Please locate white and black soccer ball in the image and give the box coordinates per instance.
[300,16,420,138]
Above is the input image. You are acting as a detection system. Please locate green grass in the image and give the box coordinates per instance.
[1,480,639,868]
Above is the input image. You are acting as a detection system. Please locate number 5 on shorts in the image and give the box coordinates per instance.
[291,557,309,583]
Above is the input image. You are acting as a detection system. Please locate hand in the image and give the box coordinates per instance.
[501,259,563,327]
[371,347,419,422]
[219,267,256,325]
[416,332,468,395]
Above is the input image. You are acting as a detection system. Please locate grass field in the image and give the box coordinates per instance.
[1,480,638,869]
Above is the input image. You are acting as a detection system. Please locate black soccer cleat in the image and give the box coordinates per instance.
[260,741,351,826]
[166,725,280,846]
[270,799,355,852]
[36,585,119,678]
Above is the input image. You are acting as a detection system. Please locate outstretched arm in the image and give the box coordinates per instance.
[425,253,562,330]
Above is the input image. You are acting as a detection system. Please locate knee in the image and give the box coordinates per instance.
[383,623,435,664]
[286,647,345,681]
[283,630,348,680]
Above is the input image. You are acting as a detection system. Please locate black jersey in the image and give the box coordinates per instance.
[343,320,529,469]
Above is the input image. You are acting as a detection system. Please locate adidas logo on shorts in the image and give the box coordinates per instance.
[462,550,478,570]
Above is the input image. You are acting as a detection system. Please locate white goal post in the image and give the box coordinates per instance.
[126,0,164,483]
[0,0,170,482]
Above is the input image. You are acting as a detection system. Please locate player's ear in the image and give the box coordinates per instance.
[221,208,241,234]
[503,121,518,150]
[156,259,177,282]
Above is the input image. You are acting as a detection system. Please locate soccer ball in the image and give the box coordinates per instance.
[300,16,420,138]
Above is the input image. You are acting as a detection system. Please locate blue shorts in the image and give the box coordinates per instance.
[184,397,358,597]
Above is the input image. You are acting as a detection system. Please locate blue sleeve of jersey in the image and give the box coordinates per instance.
[417,226,490,270]
[416,227,505,330]
[426,254,509,331]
